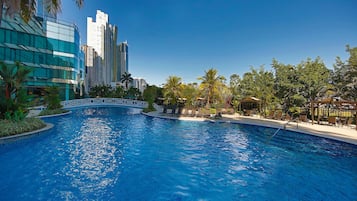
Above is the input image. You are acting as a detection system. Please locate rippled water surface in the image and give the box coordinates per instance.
[1,107,357,200]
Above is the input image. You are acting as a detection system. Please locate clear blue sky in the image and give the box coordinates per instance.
[59,0,357,86]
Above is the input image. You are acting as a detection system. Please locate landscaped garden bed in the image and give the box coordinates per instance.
[0,118,46,137]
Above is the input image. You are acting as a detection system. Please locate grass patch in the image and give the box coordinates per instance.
[39,109,69,116]
[0,118,46,137]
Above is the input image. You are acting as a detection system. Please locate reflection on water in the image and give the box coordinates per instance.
[0,107,356,200]
[66,117,121,196]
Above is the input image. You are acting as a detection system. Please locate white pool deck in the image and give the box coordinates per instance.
[144,110,357,146]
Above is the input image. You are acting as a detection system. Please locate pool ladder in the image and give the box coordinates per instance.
[271,118,298,138]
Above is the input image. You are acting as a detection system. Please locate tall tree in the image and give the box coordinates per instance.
[272,59,304,112]
[298,57,330,123]
[143,85,158,111]
[198,68,226,108]
[120,72,133,90]
[229,74,242,111]
[251,66,275,116]
[239,72,255,97]
[332,56,349,99]
[181,83,199,107]
[163,76,182,105]
[344,45,357,101]
[0,0,84,24]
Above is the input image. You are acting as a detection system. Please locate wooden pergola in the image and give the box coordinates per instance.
[312,98,357,130]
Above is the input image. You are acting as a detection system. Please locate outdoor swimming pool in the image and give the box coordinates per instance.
[0,106,356,200]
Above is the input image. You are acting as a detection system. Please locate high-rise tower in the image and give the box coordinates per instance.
[87,10,117,85]
[117,41,129,81]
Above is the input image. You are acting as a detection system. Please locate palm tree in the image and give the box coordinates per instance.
[198,68,226,108]
[163,76,182,105]
[0,61,16,99]
[0,0,84,24]
[0,61,31,99]
[44,86,62,110]
[14,62,32,90]
[0,62,31,120]
[120,72,133,90]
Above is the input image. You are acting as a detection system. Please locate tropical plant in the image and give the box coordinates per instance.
[112,86,125,98]
[0,0,84,24]
[143,85,158,112]
[251,66,275,115]
[181,83,199,107]
[120,72,133,90]
[125,87,141,100]
[0,62,13,99]
[198,68,226,108]
[43,86,62,110]
[89,84,112,98]
[229,74,242,110]
[0,61,32,120]
[163,76,183,105]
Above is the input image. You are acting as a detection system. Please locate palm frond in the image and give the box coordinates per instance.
[44,0,62,15]
[75,0,84,8]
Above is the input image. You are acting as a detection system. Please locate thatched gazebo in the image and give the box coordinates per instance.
[239,97,261,116]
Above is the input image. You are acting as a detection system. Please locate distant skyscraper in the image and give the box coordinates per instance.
[87,10,118,85]
[132,78,147,94]
[82,45,102,92]
[118,41,129,80]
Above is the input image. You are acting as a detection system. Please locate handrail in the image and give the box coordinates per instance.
[271,118,298,138]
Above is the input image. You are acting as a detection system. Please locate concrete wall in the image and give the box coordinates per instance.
[61,98,148,109]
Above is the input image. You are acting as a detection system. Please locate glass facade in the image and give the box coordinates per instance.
[0,13,84,100]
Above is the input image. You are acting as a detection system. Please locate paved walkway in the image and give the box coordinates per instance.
[144,110,357,145]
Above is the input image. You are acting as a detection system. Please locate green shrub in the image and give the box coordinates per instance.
[39,109,69,116]
[4,109,26,122]
[143,107,156,113]
[0,118,46,137]
[210,108,216,114]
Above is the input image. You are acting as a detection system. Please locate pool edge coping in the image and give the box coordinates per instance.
[37,111,72,118]
[141,111,357,146]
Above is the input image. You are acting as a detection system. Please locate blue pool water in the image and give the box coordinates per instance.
[0,107,357,200]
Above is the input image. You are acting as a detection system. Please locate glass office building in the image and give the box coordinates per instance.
[0,12,84,100]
